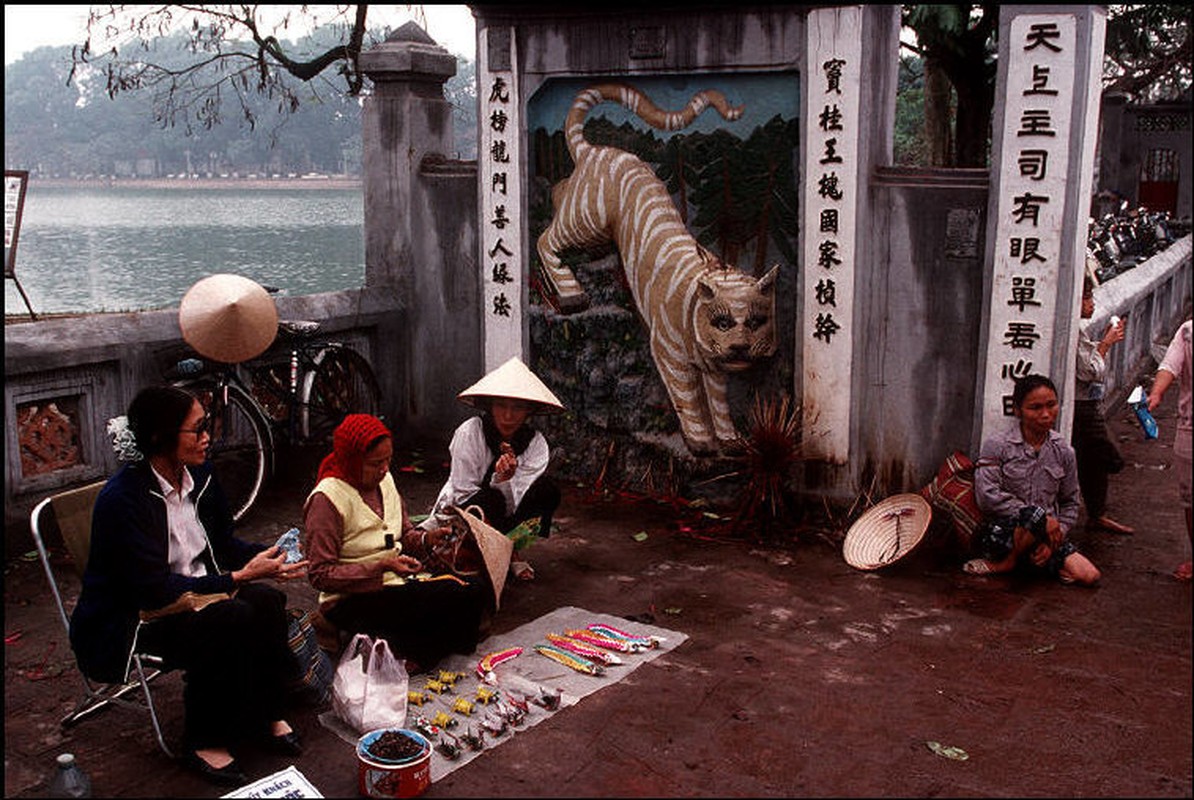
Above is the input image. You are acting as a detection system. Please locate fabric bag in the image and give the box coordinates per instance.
[919,451,984,552]
[331,633,409,733]
[286,608,334,707]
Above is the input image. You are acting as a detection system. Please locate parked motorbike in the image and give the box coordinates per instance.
[1085,205,1182,285]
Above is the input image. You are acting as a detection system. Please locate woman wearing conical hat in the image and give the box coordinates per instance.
[423,357,565,581]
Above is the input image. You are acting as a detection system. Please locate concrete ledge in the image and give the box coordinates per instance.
[1087,234,1193,407]
[3,287,399,527]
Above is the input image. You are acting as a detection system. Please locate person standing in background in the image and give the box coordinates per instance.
[1148,318,1193,581]
[1073,276,1135,535]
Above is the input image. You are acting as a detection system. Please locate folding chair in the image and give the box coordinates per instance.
[30,481,175,757]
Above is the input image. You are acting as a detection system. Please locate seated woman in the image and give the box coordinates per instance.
[70,386,307,787]
[304,414,488,673]
[422,357,566,581]
[967,374,1101,586]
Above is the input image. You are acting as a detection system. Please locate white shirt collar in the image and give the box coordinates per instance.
[150,463,194,498]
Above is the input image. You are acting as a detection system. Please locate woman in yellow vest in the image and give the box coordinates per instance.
[303,414,486,673]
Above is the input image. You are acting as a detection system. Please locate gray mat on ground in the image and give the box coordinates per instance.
[318,605,687,782]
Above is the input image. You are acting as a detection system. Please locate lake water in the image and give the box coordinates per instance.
[5,185,365,315]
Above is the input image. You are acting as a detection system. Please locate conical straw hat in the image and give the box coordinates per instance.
[842,493,933,570]
[449,505,514,608]
[178,274,278,363]
[457,356,565,414]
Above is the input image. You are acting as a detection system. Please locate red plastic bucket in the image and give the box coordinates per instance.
[356,729,432,798]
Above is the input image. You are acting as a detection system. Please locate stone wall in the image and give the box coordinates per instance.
[1098,94,1193,219]
[3,292,391,539]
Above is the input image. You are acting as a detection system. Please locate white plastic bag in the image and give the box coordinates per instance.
[331,633,409,733]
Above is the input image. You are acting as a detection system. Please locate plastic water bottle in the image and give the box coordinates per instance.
[1127,385,1159,440]
[176,357,205,375]
[48,753,91,798]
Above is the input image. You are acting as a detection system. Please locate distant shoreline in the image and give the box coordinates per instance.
[34,176,362,191]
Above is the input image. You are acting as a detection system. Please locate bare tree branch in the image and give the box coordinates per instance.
[70,4,383,131]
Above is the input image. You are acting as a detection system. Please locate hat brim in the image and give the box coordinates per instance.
[843,493,932,570]
[458,394,564,416]
[179,274,278,363]
[447,506,514,608]
[457,357,565,414]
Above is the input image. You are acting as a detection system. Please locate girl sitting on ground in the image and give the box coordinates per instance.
[422,357,565,581]
[967,374,1101,586]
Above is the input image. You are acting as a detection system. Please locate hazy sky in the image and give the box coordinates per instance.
[4,4,476,65]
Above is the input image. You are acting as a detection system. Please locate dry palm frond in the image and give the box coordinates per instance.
[732,393,807,536]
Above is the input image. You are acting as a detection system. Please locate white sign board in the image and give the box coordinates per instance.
[221,764,323,799]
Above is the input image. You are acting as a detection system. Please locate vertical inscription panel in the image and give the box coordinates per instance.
[979,14,1077,439]
[478,26,525,370]
[801,6,863,464]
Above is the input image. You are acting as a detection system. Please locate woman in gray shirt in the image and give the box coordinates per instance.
[966,374,1101,586]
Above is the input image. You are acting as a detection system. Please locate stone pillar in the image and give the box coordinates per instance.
[974,5,1106,447]
[359,23,458,297]
[800,5,866,465]
[359,23,465,436]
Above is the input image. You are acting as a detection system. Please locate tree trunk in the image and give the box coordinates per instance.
[924,58,953,166]
[954,79,994,168]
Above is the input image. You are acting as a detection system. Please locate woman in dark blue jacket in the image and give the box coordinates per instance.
[70,386,308,785]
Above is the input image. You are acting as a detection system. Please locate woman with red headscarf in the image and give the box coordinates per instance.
[303,414,487,672]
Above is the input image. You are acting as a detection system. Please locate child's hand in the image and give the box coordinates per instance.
[494,442,517,482]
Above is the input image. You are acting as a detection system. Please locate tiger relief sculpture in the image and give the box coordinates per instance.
[537,83,779,455]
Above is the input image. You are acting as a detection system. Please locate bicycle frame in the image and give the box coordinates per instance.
[169,320,379,520]
[246,325,382,447]
[172,360,274,521]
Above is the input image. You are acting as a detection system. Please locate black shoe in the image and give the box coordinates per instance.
[181,750,248,787]
[268,730,304,757]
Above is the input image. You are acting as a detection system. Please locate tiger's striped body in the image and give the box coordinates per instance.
[537,83,778,454]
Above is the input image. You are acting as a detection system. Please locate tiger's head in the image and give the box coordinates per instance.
[692,264,779,372]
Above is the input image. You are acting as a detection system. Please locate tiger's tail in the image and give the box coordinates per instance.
[563,83,744,161]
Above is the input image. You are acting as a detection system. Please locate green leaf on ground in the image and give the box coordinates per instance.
[632,531,649,542]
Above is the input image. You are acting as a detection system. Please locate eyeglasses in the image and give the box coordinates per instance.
[180,416,211,437]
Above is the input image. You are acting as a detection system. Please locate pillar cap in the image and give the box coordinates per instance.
[360,21,457,81]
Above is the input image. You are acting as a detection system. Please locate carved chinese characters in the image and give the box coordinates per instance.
[801,7,863,464]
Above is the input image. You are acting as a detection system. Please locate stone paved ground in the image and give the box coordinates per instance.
[4,385,1190,798]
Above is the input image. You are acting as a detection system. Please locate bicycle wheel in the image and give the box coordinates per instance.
[192,382,272,521]
[299,346,382,444]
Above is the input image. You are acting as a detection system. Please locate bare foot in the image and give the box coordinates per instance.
[963,558,1010,575]
[510,560,535,581]
[194,747,235,769]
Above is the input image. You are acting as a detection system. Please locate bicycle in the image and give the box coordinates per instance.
[169,318,382,521]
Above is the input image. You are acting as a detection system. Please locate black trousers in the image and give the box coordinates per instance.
[323,578,487,670]
[1072,399,1125,520]
[463,475,561,537]
[137,582,291,750]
